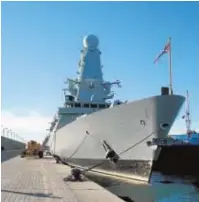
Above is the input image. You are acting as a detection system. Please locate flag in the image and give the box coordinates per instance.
[154,40,171,63]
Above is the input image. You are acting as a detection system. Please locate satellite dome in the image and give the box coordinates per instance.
[83,34,99,49]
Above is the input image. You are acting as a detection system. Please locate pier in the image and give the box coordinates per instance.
[1,154,124,202]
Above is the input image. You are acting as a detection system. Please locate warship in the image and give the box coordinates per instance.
[47,34,185,182]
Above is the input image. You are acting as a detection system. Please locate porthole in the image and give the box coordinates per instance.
[160,123,170,130]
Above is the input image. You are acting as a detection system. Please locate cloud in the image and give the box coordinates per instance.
[1,109,52,143]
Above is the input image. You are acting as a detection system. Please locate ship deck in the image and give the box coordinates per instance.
[1,151,124,202]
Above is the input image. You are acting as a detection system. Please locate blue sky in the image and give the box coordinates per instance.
[1,2,199,142]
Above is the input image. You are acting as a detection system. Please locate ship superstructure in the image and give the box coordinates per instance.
[48,35,121,134]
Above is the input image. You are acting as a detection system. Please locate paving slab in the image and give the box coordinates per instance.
[1,155,124,202]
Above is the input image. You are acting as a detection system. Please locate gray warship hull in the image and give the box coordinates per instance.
[50,94,185,182]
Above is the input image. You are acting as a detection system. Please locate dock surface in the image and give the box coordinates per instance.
[1,155,124,202]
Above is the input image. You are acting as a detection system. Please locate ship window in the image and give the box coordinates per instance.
[91,104,97,108]
[70,104,74,108]
[84,104,90,108]
[99,104,105,108]
[75,103,81,108]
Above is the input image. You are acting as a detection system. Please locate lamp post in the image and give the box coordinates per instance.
[2,127,8,137]
[7,129,12,139]
[13,132,16,140]
[19,135,23,143]
[18,135,21,142]
[15,133,18,141]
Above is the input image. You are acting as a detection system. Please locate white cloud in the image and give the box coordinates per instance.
[1,110,52,143]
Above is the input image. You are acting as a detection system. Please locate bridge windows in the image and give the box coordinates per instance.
[99,104,105,108]
[65,102,110,109]
[84,103,90,108]
[90,104,97,108]
[75,103,81,108]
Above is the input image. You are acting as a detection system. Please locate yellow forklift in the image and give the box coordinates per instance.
[21,140,43,158]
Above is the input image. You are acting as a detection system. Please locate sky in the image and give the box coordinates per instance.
[1,1,199,143]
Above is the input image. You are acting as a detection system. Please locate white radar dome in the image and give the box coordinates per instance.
[83,34,99,49]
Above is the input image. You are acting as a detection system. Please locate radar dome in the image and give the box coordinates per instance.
[83,34,99,49]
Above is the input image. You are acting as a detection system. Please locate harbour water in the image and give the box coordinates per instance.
[86,171,199,202]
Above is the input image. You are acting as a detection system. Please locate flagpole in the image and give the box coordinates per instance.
[168,37,173,95]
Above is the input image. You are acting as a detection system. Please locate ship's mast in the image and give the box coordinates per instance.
[184,90,191,134]
[63,34,121,103]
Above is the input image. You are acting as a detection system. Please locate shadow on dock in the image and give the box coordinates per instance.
[1,189,62,199]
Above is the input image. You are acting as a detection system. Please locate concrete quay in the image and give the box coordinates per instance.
[1,155,124,202]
